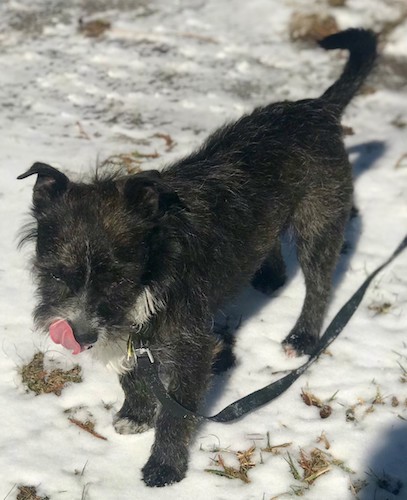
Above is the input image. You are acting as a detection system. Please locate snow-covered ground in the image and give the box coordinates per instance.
[0,0,406,499]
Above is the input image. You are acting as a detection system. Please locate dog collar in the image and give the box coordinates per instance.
[127,335,154,364]
[127,322,155,365]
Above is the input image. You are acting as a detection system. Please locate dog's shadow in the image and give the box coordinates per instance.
[204,140,386,415]
[358,424,406,499]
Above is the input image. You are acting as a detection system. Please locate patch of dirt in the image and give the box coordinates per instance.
[289,12,339,43]
[4,0,150,38]
[78,18,111,38]
[79,0,150,15]
[327,0,346,6]
[378,6,407,40]
[21,352,82,396]
[373,55,407,91]
[6,1,73,35]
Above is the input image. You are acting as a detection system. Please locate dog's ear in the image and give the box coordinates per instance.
[17,162,69,209]
[123,170,186,218]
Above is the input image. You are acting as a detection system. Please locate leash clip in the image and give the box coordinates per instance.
[127,335,154,364]
[135,345,155,364]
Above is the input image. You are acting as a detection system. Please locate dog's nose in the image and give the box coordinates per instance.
[68,319,98,348]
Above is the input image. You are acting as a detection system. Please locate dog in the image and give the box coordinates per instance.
[18,29,377,487]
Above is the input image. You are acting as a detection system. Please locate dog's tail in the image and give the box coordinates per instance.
[318,28,377,114]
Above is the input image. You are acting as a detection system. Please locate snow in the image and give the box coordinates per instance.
[0,0,406,499]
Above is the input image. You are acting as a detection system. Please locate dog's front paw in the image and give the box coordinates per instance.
[282,329,317,357]
[142,456,186,487]
[113,416,152,435]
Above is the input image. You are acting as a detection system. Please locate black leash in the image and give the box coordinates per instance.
[135,235,407,423]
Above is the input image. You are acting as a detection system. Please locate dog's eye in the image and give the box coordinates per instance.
[97,302,114,319]
[107,278,130,292]
[51,273,63,283]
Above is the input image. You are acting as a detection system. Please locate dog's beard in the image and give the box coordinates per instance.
[34,285,165,375]
[89,328,133,374]
[95,286,165,374]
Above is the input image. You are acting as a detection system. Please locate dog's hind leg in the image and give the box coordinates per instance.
[251,238,286,295]
[114,369,157,434]
[282,200,350,356]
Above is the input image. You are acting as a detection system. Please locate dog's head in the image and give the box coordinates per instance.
[18,162,184,357]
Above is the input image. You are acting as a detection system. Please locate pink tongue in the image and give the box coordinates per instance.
[49,320,83,355]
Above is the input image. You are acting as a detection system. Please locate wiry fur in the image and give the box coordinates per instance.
[133,287,166,326]
[18,29,377,487]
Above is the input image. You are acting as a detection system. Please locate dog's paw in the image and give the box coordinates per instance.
[113,416,152,435]
[142,456,186,487]
[282,330,317,357]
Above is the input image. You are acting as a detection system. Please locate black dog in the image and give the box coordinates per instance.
[18,29,377,487]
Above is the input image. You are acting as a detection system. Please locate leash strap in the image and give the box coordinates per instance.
[139,235,407,423]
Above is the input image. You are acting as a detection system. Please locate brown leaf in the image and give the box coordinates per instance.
[79,19,111,38]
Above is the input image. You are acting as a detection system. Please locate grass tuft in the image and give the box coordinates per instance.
[285,446,354,493]
[299,449,331,484]
[398,361,407,383]
[16,486,49,500]
[205,445,256,483]
[262,432,292,454]
[285,452,302,481]
[349,478,368,497]
[21,352,82,396]
[301,389,333,419]
[316,431,330,450]
[368,301,393,315]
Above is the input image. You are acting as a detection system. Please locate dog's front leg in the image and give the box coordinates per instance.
[114,369,157,434]
[142,336,214,487]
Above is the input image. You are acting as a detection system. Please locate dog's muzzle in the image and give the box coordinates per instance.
[49,319,95,355]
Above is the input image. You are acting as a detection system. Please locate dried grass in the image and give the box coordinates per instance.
[349,478,368,497]
[262,432,292,454]
[398,362,407,383]
[395,153,407,169]
[21,352,82,396]
[299,448,331,484]
[205,445,256,483]
[391,396,399,407]
[100,150,159,174]
[65,406,107,441]
[16,486,49,500]
[371,386,386,405]
[153,132,176,152]
[286,447,353,488]
[316,431,330,450]
[301,389,333,419]
[285,452,302,481]
[68,417,107,441]
[368,301,393,315]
